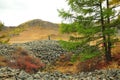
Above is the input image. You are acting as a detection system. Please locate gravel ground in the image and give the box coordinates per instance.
[0,67,120,80]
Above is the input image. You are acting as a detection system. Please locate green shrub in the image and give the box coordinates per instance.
[80,52,100,62]
[59,40,102,62]
[59,40,82,51]
[76,46,102,62]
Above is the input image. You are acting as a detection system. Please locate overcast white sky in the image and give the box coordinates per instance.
[0,0,68,26]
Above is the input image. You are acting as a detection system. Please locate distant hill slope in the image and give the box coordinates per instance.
[7,19,69,44]
[17,19,59,29]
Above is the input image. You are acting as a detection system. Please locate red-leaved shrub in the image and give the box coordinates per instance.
[8,47,45,73]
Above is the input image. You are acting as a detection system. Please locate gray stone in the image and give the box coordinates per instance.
[33,74,40,79]
[18,70,30,79]
[4,77,17,80]
[26,76,34,80]
[0,66,120,80]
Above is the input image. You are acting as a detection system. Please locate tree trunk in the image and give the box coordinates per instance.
[99,0,112,62]
[106,0,112,61]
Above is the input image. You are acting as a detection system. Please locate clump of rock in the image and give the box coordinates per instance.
[0,44,15,56]
[0,67,120,80]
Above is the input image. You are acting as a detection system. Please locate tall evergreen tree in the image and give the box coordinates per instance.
[58,0,120,62]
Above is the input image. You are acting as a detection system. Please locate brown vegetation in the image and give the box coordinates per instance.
[49,42,120,74]
[0,56,8,67]
[8,26,70,44]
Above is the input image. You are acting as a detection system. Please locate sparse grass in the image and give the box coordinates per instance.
[0,27,24,44]
[112,42,120,55]
[52,53,79,73]
[0,25,71,44]
[10,27,25,36]
[0,34,9,44]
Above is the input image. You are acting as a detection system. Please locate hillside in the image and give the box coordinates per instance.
[1,19,120,44]
[17,19,58,29]
[7,19,70,44]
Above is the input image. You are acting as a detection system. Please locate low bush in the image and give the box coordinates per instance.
[8,47,45,73]
[76,56,106,72]
[71,45,102,62]
[59,52,73,62]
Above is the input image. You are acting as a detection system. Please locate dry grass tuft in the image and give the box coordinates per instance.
[0,56,8,67]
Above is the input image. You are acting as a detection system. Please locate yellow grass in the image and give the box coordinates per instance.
[8,26,70,44]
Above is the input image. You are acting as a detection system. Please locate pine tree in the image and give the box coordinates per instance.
[58,0,120,62]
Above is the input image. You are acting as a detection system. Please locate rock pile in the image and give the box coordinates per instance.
[12,40,66,64]
[10,40,66,64]
[0,67,119,80]
[0,44,16,59]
